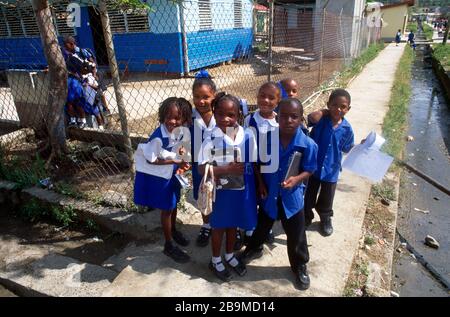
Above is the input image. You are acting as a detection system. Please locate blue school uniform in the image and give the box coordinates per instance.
[261,128,318,220]
[244,110,278,173]
[309,116,354,183]
[190,109,216,200]
[199,126,258,229]
[134,125,181,211]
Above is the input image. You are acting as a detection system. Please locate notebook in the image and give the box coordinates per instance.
[211,146,245,190]
[284,151,303,181]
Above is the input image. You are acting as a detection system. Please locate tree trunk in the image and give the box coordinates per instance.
[98,0,134,167]
[31,0,68,158]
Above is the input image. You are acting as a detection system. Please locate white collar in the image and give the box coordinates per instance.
[161,124,184,141]
[254,110,278,127]
[161,124,170,138]
[211,126,245,146]
[193,108,216,130]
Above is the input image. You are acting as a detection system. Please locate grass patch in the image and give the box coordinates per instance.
[372,182,396,201]
[381,46,414,159]
[54,181,86,199]
[407,23,417,33]
[432,43,450,70]
[0,147,48,189]
[337,42,385,87]
[422,23,434,41]
[364,236,375,246]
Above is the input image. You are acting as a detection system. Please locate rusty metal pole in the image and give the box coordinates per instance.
[318,7,326,85]
[98,0,134,169]
[268,0,274,82]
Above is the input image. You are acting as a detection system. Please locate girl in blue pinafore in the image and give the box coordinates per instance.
[134,97,192,264]
[198,93,262,282]
[189,70,217,248]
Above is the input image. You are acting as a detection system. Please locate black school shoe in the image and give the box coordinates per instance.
[172,230,190,247]
[163,243,190,263]
[196,227,211,247]
[238,245,264,264]
[209,261,232,282]
[233,230,244,251]
[320,217,333,237]
[265,231,275,244]
[295,264,310,290]
[225,255,247,276]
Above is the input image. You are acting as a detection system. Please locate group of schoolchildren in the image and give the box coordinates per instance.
[62,36,111,130]
[133,70,355,291]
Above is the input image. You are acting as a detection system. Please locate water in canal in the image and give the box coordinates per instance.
[391,40,450,297]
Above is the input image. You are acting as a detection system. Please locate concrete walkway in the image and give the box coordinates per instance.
[0,44,407,297]
[98,43,407,297]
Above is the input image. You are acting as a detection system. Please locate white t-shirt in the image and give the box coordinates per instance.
[82,73,98,106]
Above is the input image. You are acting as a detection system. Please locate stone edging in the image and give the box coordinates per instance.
[0,180,163,240]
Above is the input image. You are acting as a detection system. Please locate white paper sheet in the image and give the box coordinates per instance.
[342,131,394,183]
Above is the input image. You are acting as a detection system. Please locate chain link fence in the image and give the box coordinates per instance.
[0,0,381,210]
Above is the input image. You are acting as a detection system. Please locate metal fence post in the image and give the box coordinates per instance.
[268,0,274,82]
[98,0,134,167]
[179,3,190,77]
[318,7,326,85]
[339,9,348,65]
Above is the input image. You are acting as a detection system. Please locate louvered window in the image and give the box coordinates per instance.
[107,5,149,34]
[198,0,212,31]
[124,8,149,33]
[234,0,243,29]
[0,7,9,37]
[51,0,76,36]
[19,4,40,37]
[4,6,24,37]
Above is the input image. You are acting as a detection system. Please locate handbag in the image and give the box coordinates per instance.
[197,163,216,216]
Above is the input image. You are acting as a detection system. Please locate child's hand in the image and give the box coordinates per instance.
[177,161,190,171]
[281,176,300,189]
[258,183,268,199]
[227,162,244,175]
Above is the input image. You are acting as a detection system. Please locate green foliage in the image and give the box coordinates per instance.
[422,23,434,41]
[54,182,85,199]
[407,23,417,33]
[51,205,77,227]
[106,0,183,11]
[85,218,99,231]
[19,199,48,222]
[433,43,450,69]
[0,148,48,189]
[372,182,396,201]
[364,236,375,246]
[382,46,414,159]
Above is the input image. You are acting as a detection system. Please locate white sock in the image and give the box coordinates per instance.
[81,118,87,123]
[70,117,76,123]
[269,229,273,234]
[98,125,104,130]
[225,253,239,267]
[212,256,225,271]
[246,230,253,237]
[202,223,211,229]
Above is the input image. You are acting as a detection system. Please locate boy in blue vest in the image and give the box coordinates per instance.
[239,98,318,290]
[305,89,354,237]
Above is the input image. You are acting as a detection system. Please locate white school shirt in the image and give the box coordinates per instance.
[82,73,98,106]
[192,108,216,162]
[134,124,186,179]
